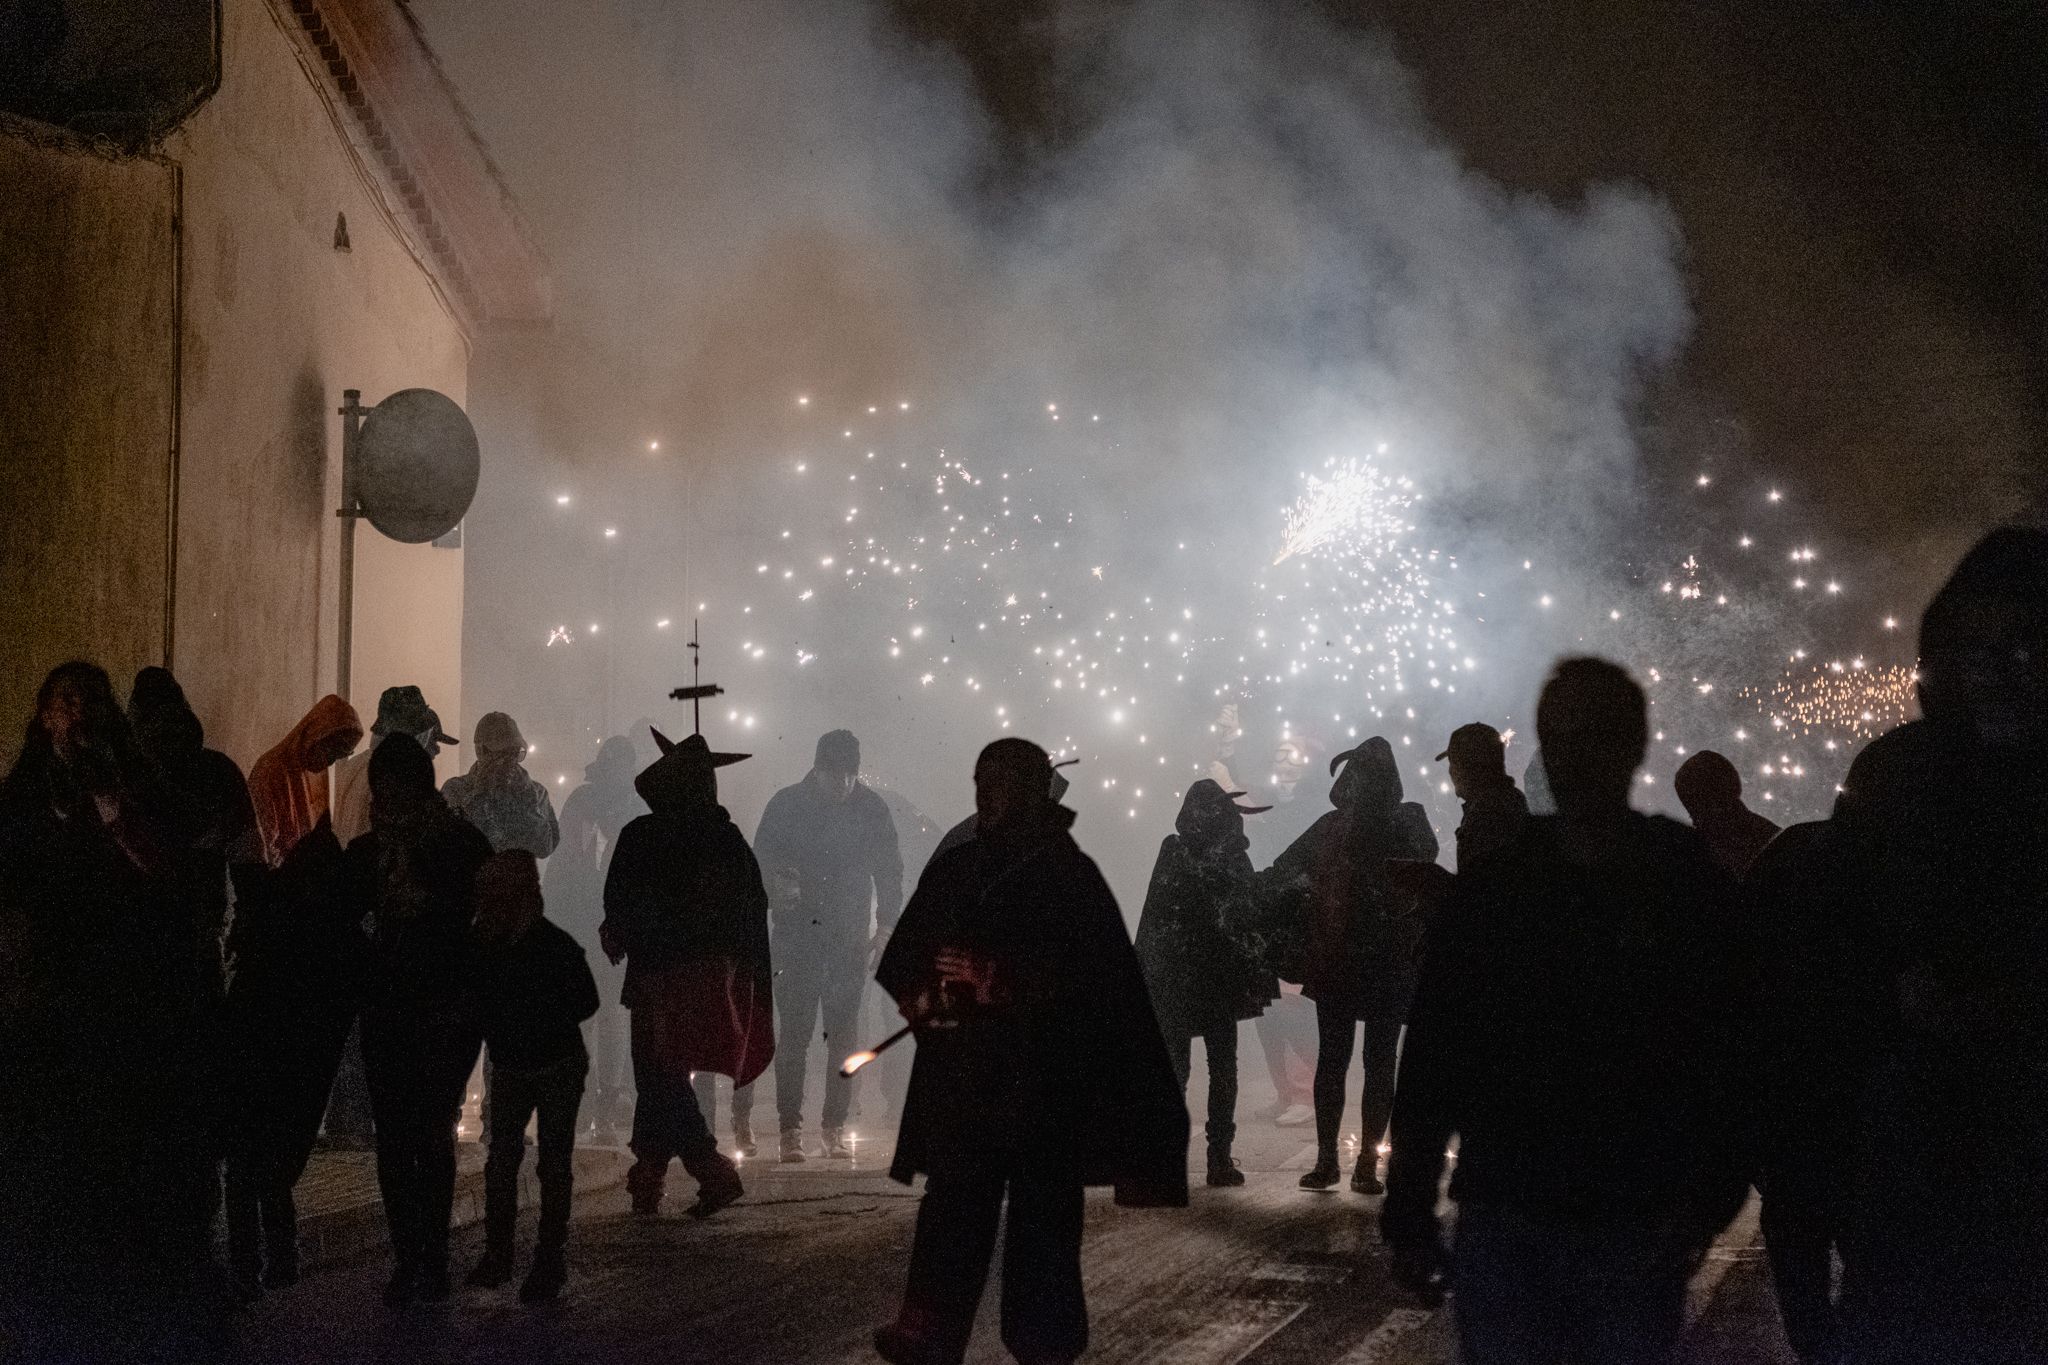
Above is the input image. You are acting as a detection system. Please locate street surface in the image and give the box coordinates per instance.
[227,1074,1800,1365]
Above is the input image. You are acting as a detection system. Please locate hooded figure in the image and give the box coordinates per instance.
[599,729,762,1218]
[544,735,645,1134]
[874,738,1187,1365]
[1674,750,1780,878]
[442,712,559,858]
[247,695,362,868]
[1135,780,1276,1185]
[1270,736,1438,1194]
[1829,528,2048,1365]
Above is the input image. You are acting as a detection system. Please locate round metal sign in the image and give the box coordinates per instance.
[354,388,480,543]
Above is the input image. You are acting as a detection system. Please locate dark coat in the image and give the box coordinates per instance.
[1452,780,1527,872]
[1382,813,1752,1247]
[603,802,771,1008]
[1272,800,1438,1020]
[754,776,904,972]
[474,918,600,1073]
[877,805,1188,1207]
[343,804,492,1022]
[1135,829,1273,1037]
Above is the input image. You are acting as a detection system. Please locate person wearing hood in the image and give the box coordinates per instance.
[873,738,1187,1365]
[1828,527,2048,1364]
[442,712,559,859]
[331,685,457,849]
[752,729,903,1162]
[1270,736,1438,1194]
[1674,750,1781,878]
[1136,779,1275,1187]
[466,850,598,1303]
[545,735,645,1139]
[247,694,363,869]
[341,736,493,1306]
[599,730,764,1219]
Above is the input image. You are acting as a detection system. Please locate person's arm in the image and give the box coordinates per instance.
[600,820,650,963]
[527,780,562,859]
[564,933,601,1024]
[870,799,905,937]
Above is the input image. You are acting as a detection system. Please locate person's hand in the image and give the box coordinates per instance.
[934,945,1003,1005]
[1387,1233,1449,1307]
[599,921,623,965]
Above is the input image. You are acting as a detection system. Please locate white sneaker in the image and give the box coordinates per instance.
[1274,1104,1313,1127]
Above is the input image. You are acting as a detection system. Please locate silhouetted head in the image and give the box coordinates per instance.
[127,667,204,764]
[368,734,438,830]
[1328,735,1402,814]
[472,711,527,766]
[473,848,544,947]
[33,661,124,765]
[1176,778,1270,848]
[1673,750,1744,823]
[636,729,745,813]
[1436,722,1506,801]
[813,729,861,802]
[1535,657,1647,816]
[975,738,1056,835]
[370,685,457,758]
[1917,527,2048,750]
[587,735,638,785]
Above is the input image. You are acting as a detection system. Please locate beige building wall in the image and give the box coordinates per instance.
[163,0,470,774]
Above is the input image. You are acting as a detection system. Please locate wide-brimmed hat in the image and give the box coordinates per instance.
[652,728,747,768]
[372,685,458,745]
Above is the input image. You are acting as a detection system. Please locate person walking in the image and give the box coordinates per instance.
[752,729,903,1162]
[545,735,644,1141]
[1136,779,1275,1187]
[1674,749,1780,878]
[1272,736,1438,1194]
[1380,658,1752,1365]
[344,736,492,1306]
[873,739,1186,1365]
[600,730,765,1218]
[466,850,598,1302]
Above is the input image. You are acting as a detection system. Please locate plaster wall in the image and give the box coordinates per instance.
[164,0,470,774]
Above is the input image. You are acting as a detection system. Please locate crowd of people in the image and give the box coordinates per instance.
[0,527,2041,1365]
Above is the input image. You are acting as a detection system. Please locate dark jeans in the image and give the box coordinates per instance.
[1451,1203,1693,1365]
[1759,1159,1849,1361]
[773,952,865,1132]
[1313,1006,1401,1163]
[1164,1023,1239,1155]
[223,1004,354,1277]
[323,1020,375,1141]
[896,1171,1087,1363]
[485,1050,588,1263]
[626,1007,726,1198]
[362,1009,480,1276]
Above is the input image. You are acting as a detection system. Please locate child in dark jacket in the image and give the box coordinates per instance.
[466,850,600,1302]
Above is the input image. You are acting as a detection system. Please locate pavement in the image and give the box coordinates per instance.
[224,1085,1805,1365]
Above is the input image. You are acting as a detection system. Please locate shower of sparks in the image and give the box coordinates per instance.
[1273,456,1416,566]
[1742,661,1919,741]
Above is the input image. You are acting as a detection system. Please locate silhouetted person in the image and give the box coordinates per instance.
[1437,722,1527,871]
[443,711,559,858]
[929,758,1076,865]
[1382,657,1752,1365]
[246,693,362,868]
[753,729,903,1161]
[1745,820,1876,1364]
[1136,779,1275,1186]
[1674,749,1780,877]
[545,734,644,1138]
[220,814,364,1301]
[1272,736,1437,1194]
[466,850,598,1303]
[0,662,221,1357]
[345,736,491,1306]
[874,738,1187,1365]
[1829,528,2048,1365]
[600,729,762,1219]
[331,685,456,849]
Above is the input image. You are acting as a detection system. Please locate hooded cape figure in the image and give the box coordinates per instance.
[601,730,773,1087]
[877,758,1188,1206]
[1136,780,1276,1037]
[1828,528,2048,1365]
[248,695,363,868]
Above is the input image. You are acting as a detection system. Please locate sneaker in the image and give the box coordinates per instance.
[779,1129,807,1163]
[689,1162,745,1220]
[1273,1103,1313,1127]
[1298,1160,1342,1190]
[519,1254,566,1304]
[465,1251,514,1289]
[821,1127,852,1160]
[1350,1165,1385,1196]
[733,1116,758,1159]
[1205,1155,1246,1188]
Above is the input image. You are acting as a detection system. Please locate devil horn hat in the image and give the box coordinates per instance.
[648,726,750,768]
[1221,788,1274,815]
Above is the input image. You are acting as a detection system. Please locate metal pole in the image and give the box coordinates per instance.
[336,389,364,703]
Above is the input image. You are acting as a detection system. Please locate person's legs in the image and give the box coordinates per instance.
[1203,1022,1239,1158]
[819,968,866,1135]
[1306,1004,1356,1180]
[626,1008,676,1207]
[522,1054,588,1301]
[773,956,825,1139]
[474,1065,536,1285]
[1355,1018,1402,1191]
[999,1176,1088,1363]
[222,1145,263,1287]
[1759,1166,1841,1363]
[361,1018,422,1289]
[890,1170,1006,1362]
[692,1071,720,1134]
[416,1032,481,1293]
